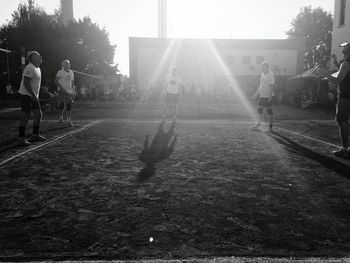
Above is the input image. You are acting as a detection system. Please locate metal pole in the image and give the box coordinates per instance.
[6,52,10,83]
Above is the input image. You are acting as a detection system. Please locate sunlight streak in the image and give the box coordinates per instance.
[206,40,257,120]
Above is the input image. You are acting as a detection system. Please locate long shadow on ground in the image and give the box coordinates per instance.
[137,121,177,182]
[270,132,350,180]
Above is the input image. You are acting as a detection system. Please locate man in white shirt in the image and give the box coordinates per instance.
[162,66,182,121]
[55,60,75,126]
[17,51,47,146]
[251,62,275,132]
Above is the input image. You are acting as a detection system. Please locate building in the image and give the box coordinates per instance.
[60,0,74,26]
[129,37,305,91]
[331,0,350,59]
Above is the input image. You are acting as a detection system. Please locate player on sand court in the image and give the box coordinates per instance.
[162,66,182,121]
[55,60,75,127]
[17,51,47,146]
[251,62,275,132]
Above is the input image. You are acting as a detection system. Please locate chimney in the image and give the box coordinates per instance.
[60,0,74,26]
[158,0,167,38]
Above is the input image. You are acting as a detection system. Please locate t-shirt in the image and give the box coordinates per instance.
[338,60,350,99]
[56,69,74,94]
[259,71,275,98]
[166,74,181,94]
[18,63,41,98]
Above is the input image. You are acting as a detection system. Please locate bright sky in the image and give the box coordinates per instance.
[0,0,334,75]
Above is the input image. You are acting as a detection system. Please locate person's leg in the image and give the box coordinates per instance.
[30,99,46,141]
[162,103,168,120]
[333,98,350,157]
[339,121,349,149]
[252,106,263,130]
[19,111,30,145]
[18,95,31,146]
[32,109,42,135]
[58,101,65,122]
[66,102,73,126]
[265,107,273,132]
[174,103,178,120]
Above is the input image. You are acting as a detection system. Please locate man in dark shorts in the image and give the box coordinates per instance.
[162,66,182,121]
[17,51,46,146]
[251,62,275,132]
[321,42,350,158]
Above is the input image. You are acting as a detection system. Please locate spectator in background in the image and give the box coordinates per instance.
[80,82,88,103]
[6,82,14,100]
[90,81,97,106]
[103,78,110,103]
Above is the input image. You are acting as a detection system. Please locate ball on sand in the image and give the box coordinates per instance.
[149,237,153,242]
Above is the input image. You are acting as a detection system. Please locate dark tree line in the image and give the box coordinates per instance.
[0,0,118,92]
[286,6,333,70]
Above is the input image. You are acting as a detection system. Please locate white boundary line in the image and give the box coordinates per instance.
[0,120,102,168]
[41,119,256,124]
[43,120,338,148]
[274,126,339,148]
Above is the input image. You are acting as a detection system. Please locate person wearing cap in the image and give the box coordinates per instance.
[17,51,46,146]
[55,60,75,126]
[162,66,182,121]
[320,42,350,158]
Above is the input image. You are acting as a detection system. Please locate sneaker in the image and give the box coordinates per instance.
[67,120,74,127]
[58,117,64,123]
[333,148,350,159]
[18,138,31,147]
[29,134,47,142]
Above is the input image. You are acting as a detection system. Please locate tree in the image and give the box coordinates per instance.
[0,0,117,91]
[286,6,333,69]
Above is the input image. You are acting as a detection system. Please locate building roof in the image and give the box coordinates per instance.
[129,37,305,51]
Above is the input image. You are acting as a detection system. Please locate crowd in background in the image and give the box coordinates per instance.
[0,72,341,110]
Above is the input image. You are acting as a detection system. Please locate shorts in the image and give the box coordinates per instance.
[336,97,350,123]
[58,90,74,103]
[165,93,179,104]
[257,97,273,115]
[20,95,41,113]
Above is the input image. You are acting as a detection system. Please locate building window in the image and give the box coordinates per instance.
[256,56,264,65]
[242,56,250,65]
[340,0,346,26]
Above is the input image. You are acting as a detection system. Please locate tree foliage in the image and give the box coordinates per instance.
[286,6,333,69]
[0,0,117,89]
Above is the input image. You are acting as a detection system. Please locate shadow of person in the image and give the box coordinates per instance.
[270,132,350,180]
[137,121,178,182]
